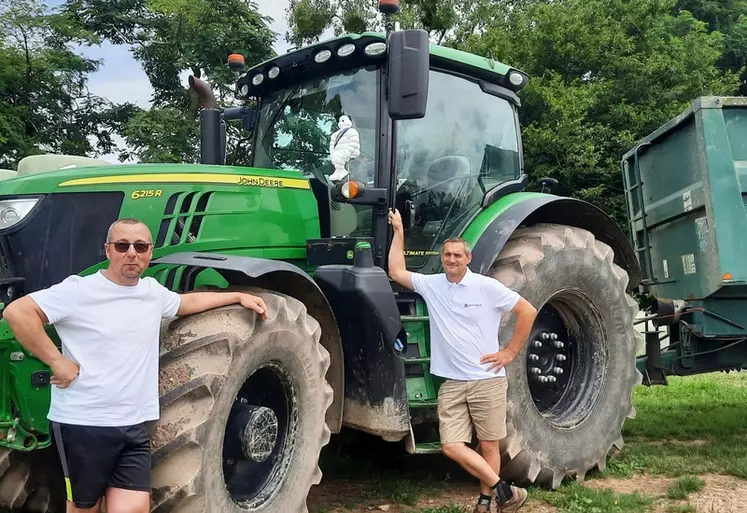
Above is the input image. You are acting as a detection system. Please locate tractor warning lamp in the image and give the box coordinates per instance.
[341,180,360,199]
[228,54,245,74]
[379,0,400,15]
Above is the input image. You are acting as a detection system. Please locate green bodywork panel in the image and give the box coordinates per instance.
[0,162,323,447]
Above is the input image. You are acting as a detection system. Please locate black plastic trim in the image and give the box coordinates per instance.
[469,196,641,291]
[479,80,521,107]
[481,174,528,208]
[151,252,323,293]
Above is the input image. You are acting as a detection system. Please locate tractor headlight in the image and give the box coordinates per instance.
[0,198,39,231]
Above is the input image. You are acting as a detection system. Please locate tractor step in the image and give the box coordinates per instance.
[404,356,430,364]
[414,441,442,454]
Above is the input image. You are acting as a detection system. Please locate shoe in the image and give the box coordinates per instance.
[497,485,527,512]
[473,503,491,513]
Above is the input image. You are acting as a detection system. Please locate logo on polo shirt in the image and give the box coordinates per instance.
[464,303,482,308]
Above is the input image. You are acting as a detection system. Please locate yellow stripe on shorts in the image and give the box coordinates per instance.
[65,477,73,501]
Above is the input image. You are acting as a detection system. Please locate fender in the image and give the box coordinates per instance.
[463,193,641,291]
[150,252,344,434]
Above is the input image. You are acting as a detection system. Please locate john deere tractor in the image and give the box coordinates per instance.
[0,4,643,512]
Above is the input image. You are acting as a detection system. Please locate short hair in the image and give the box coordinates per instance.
[106,218,150,242]
[442,237,471,255]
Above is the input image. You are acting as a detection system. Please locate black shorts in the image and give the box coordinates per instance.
[50,421,152,508]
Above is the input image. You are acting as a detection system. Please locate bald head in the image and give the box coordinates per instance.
[107,218,151,244]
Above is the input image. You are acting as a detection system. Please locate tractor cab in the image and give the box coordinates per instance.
[229,24,529,272]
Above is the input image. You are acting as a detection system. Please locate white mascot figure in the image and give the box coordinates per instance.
[329,114,360,182]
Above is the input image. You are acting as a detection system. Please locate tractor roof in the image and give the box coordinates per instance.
[237,31,528,99]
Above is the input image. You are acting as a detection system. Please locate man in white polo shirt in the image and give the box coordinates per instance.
[387,209,537,513]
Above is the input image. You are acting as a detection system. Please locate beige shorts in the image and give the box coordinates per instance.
[437,376,508,444]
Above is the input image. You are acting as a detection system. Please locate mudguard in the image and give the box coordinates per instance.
[466,195,641,291]
[149,252,345,433]
[313,257,410,442]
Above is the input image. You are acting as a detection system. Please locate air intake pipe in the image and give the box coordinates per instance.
[189,75,225,165]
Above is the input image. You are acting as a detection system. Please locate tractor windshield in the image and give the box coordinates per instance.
[395,69,521,272]
[253,66,379,238]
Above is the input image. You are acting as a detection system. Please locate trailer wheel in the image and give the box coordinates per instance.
[150,288,334,513]
[489,223,642,489]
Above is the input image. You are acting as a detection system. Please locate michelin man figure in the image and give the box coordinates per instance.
[329,114,360,182]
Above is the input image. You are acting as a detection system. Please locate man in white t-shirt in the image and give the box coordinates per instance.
[3,217,270,513]
[387,209,537,513]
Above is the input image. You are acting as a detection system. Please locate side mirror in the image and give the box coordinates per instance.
[223,107,258,131]
[387,29,429,120]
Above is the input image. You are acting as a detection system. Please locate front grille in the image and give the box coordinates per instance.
[4,192,124,294]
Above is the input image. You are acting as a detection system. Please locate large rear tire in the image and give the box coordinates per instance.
[490,224,642,489]
[0,447,63,513]
[150,288,334,513]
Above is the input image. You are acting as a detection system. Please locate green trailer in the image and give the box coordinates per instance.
[624,96,747,385]
[0,5,644,512]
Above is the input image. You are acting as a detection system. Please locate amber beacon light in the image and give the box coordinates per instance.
[379,0,400,15]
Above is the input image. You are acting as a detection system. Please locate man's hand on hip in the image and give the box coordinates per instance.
[480,348,517,374]
[50,358,80,388]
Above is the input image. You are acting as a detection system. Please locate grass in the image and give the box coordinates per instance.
[532,482,653,512]
[666,475,705,499]
[605,372,747,479]
[310,371,747,512]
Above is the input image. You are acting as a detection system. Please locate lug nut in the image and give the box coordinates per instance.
[531,367,541,375]
[547,376,557,383]
[556,354,567,362]
[554,341,564,349]
[550,333,558,340]
[539,376,549,383]
[541,333,550,340]
[533,340,542,348]
[529,354,540,361]
[553,367,564,375]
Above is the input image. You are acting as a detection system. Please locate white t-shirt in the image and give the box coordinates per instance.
[28,270,182,427]
[411,269,520,380]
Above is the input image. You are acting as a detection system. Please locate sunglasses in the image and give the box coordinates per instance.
[107,241,153,253]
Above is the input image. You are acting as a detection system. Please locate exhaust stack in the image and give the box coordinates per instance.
[189,75,224,165]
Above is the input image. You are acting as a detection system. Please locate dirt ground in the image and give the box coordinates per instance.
[307,472,747,512]
[307,478,559,512]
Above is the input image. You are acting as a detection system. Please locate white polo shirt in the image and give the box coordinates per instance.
[410,269,520,380]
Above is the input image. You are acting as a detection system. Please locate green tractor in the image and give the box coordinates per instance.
[0,5,643,512]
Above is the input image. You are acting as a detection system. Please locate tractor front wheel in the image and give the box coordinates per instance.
[150,288,333,513]
[490,223,642,489]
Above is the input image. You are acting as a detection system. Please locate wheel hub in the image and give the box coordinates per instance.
[221,363,298,506]
[524,292,605,428]
[528,330,569,389]
[237,405,278,463]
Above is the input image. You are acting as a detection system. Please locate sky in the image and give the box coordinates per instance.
[47,0,316,163]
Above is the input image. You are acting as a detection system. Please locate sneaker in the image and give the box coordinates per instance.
[497,485,527,512]
[473,503,492,513]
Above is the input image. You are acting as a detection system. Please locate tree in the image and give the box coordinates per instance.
[0,0,130,169]
[460,0,740,229]
[285,0,481,47]
[62,0,277,163]
[675,0,747,94]
[286,0,741,231]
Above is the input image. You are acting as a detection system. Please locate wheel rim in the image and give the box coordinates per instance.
[222,362,299,507]
[524,289,607,428]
